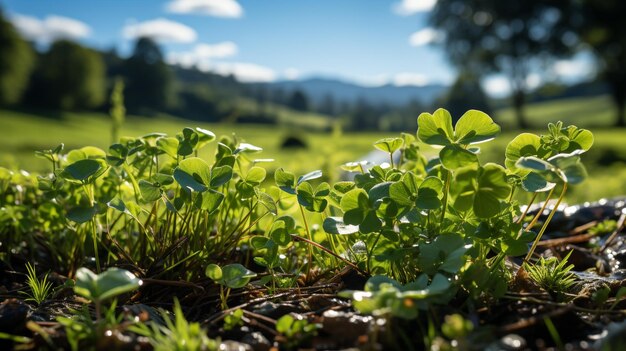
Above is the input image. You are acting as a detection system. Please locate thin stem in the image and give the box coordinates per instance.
[523,183,568,264]
[516,192,538,225]
[389,152,394,168]
[299,204,313,281]
[440,170,451,224]
[367,231,383,274]
[526,187,555,231]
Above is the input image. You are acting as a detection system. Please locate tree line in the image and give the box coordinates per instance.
[430,0,626,127]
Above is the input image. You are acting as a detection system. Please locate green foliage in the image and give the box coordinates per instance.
[340,274,453,319]
[0,10,34,105]
[37,40,106,110]
[130,299,218,351]
[0,107,600,348]
[276,314,319,349]
[525,251,576,298]
[20,263,53,305]
[74,267,142,303]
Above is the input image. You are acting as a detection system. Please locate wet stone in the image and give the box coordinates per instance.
[252,301,300,319]
[219,340,253,351]
[320,310,373,346]
[241,332,271,351]
[0,298,29,332]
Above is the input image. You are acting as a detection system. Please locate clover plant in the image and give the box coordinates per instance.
[74,267,142,319]
[206,263,256,308]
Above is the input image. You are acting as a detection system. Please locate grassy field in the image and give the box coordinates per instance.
[1,95,625,203]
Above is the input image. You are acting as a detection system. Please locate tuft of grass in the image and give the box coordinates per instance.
[525,251,576,297]
[20,263,53,306]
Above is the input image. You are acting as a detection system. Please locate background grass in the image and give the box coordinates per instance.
[1,95,625,203]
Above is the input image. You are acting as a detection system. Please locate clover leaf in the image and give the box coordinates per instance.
[417,109,500,146]
[452,163,511,218]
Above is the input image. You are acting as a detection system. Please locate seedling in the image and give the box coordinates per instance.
[206,263,256,309]
[74,267,142,319]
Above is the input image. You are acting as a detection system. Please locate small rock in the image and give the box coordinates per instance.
[241,332,271,351]
[219,340,253,351]
[321,310,373,345]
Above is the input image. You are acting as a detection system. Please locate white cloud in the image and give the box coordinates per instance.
[167,41,238,67]
[393,0,437,16]
[166,0,243,18]
[123,18,197,43]
[393,72,430,86]
[283,68,300,80]
[10,14,91,43]
[206,62,276,83]
[409,28,442,46]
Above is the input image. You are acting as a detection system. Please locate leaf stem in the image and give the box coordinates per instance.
[526,187,555,231]
[440,170,451,224]
[299,204,313,281]
[523,183,567,264]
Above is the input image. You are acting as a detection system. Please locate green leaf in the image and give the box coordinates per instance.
[505,133,542,170]
[440,144,478,170]
[174,157,211,192]
[269,220,290,245]
[417,109,454,146]
[516,156,553,172]
[139,180,162,202]
[210,166,233,188]
[360,211,382,233]
[245,167,266,185]
[156,137,179,158]
[521,172,555,192]
[67,205,98,224]
[205,264,222,281]
[454,110,500,145]
[373,137,404,154]
[257,192,277,215]
[275,168,297,194]
[107,197,130,215]
[389,172,419,206]
[221,264,257,289]
[234,142,263,154]
[474,164,511,218]
[298,170,323,184]
[323,217,359,235]
[567,128,594,153]
[416,176,443,209]
[63,159,103,182]
[197,189,224,213]
[74,267,142,302]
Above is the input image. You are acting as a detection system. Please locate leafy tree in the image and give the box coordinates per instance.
[288,90,309,112]
[441,70,492,121]
[430,0,576,128]
[38,40,105,110]
[124,37,175,114]
[579,0,626,127]
[0,8,34,105]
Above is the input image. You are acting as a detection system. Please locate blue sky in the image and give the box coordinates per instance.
[0,0,594,95]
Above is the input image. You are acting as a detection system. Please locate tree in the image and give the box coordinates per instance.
[579,0,626,127]
[430,0,576,128]
[124,37,175,114]
[38,40,105,110]
[442,70,492,121]
[288,90,309,112]
[0,8,34,105]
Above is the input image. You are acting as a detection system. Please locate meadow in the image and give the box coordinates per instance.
[1,94,626,203]
[2,100,626,350]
